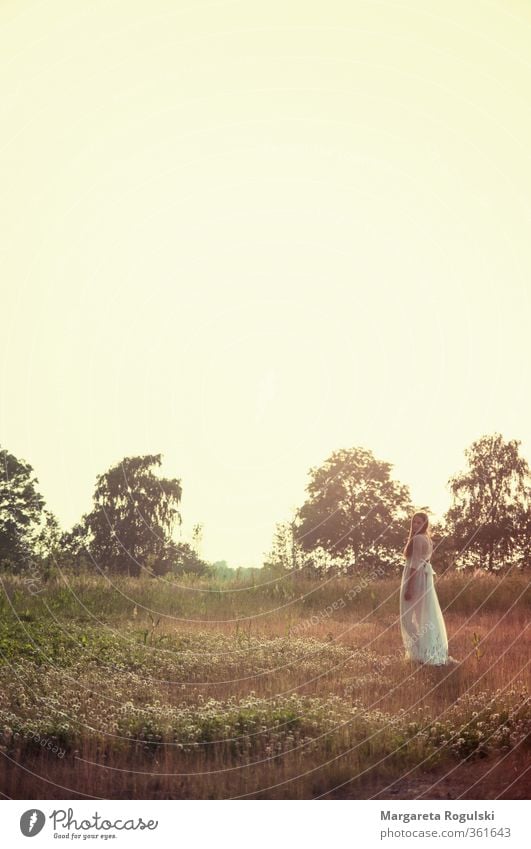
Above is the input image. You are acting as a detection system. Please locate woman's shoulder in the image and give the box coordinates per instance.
[413,532,431,547]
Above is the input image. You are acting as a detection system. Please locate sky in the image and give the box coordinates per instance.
[1,0,530,568]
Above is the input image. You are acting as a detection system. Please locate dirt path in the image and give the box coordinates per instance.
[332,749,530,799]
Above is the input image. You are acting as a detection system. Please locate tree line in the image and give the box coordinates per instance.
[1,432,529,580]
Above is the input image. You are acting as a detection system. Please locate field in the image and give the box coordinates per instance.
[0,568,529,799]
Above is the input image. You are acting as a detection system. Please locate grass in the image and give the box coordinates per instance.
[0,568,529,798]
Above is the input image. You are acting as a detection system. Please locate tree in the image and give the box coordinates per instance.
[0,445,49,570]
[293,446,414,574]
[157,539,211,577]
[443,433,530,571]
[76,454,183,576]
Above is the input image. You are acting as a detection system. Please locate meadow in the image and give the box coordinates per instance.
[0,567,529,799]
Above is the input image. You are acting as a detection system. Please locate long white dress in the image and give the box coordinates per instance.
[400,533,453,665]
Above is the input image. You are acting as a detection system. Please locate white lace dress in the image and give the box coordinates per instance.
[400,533,453,665]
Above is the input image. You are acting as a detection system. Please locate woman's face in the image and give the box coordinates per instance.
[412,515,425,533]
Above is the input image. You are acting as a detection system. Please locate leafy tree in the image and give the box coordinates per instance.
[157,539,211,577]
[293,446,414,574]
[443,433,530,571]
[75,454,183,576]
[0,445,49,570]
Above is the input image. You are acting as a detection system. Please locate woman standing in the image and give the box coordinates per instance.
[400,512,457,665]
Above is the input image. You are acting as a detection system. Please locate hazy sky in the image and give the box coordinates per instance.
[1,1,530,567]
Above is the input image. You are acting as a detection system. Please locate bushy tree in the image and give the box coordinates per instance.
[70,454,183,576]
[443,433,530,571]
[293,446,414,574]
[0,445,52,570]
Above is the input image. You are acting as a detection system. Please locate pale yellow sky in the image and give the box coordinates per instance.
[1,1,530,567]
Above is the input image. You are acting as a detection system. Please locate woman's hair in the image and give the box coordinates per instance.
[403,512,431,558]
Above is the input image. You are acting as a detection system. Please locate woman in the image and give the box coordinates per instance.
[400,512,457,666]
